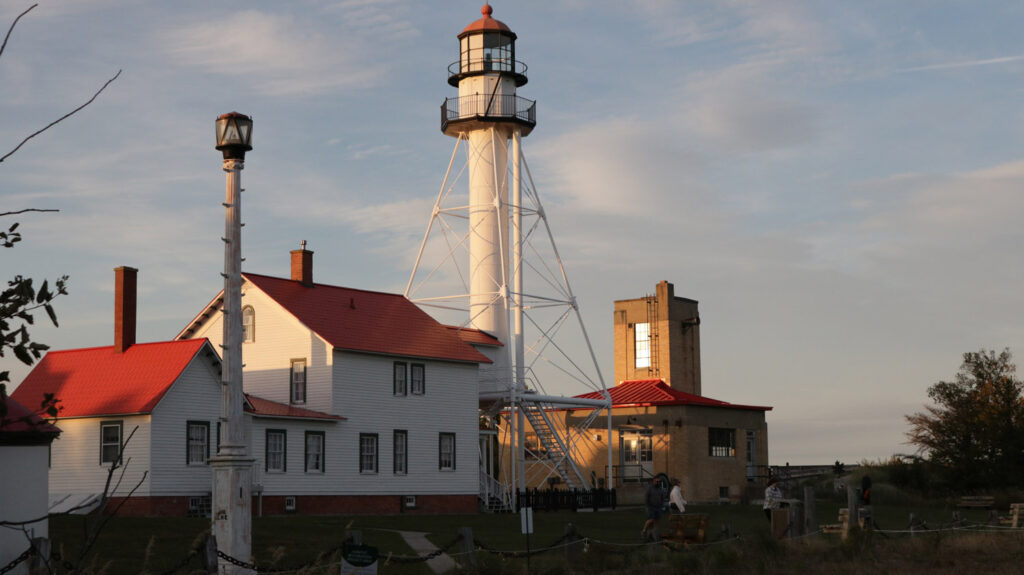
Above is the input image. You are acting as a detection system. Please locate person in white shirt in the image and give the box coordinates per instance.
[669,477,686,514]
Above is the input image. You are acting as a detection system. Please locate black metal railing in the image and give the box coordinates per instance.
[612,464,657,485]
[441,94,536,131]
[516,487,617,511]
[448,58,528,79]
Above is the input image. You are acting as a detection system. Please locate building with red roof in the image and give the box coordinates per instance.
[177,246,492,515]
[0,395,60,572]
[522,281,773,504]
[11,267,342,517]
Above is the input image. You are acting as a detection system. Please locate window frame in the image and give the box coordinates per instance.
[439,432,456,471]
[290,359,307,405]
[265,429,287,473]
[99,420,123,465]
[242,305,255,343]
[708,427,736,458]
[186,420,210,465]
[634,322,651,368]
[410,363,425,395]
[393,362,408,396]
[359,433,379,474]
[394,429,408,475]
[304,431,325,473]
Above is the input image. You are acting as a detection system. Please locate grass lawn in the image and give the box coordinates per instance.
[45,500,1010,574]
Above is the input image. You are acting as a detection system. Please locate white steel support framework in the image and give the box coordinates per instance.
[407,129,612,507]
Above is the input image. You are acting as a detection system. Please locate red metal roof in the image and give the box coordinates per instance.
[460,3,513,36]
[0,395,61,437]
[244,394,344,421]
[11,339,213,418]
[575,379,772,412]
[241,273,491,364]
[445,325,503,347]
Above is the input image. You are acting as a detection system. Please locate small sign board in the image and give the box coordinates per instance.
[340,543,378,575]
[520,506,534,534]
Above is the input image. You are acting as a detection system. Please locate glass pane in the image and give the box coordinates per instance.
[223,123,241,144]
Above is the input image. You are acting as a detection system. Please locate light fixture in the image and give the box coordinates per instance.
[215,112,253,160]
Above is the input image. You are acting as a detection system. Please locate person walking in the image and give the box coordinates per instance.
[763,477,783,522]
[642,476,663,538]
[669,478,686,514]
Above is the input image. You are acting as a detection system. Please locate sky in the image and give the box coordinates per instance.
[4,0,1024,465]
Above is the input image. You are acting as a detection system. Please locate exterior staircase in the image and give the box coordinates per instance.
[521,400,588,489]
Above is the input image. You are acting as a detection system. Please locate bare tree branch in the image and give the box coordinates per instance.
[0,209,59,217]
[0,3,36,61]
[0,69,122,164]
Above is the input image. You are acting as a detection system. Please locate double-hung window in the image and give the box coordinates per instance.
[411,364,425,395]
[394,430,408,475]
[187,421,210,465]
[305,431,325,473]
[393,362,407,396]
[360,433,378,474]
[266,429,287,472]
[242,306,255,343]
[291,359,306,404]
[100,420,123,465]
[439,432,456,471]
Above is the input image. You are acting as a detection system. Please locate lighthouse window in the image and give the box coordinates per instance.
[462,33,513,73]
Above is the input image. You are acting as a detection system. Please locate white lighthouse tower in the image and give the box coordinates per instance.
[408,4,612,509]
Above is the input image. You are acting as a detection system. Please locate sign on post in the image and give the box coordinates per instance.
[341,543,379,575]
[520,506,534,534]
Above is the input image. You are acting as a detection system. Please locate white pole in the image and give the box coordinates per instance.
[512,129,526,499]
[210,157,254,575]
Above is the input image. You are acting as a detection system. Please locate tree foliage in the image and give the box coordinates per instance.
[906,349,1024,490]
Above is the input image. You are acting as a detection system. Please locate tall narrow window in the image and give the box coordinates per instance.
[393,362,407,396]
[291,359,306,404]
[242,306,255,342]
[266,429,287,472]
[394,430,408,475]
[439,433,456,471]
[187,421,210,465]
[100,421,123,465]
[635,323,651,368]
[305,431,325,473]
[360,433,379,473]
[411,364,425,395]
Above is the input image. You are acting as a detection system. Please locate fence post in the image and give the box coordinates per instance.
[846,484,859,529]
[29,537,50,575]
[789,500,804,537]
[345,529,362,545]
[804,487,818,533]
[459,527,477,570]
[565,523,580,563]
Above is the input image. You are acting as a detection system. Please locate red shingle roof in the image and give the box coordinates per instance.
[238,273,491,364]
[244,394,344,421]
[575,379,771,412]
[460,4,513,36]
[11,339,213,418]
[0,395,61,437]
[446,325,503,347]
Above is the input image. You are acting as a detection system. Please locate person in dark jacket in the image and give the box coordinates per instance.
[642,476,663,538]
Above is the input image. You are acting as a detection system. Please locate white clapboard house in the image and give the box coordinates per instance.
[176,247,496,515]
[11,267,339,517]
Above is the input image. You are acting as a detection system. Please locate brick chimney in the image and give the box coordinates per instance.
[114,266,138,353]
[290,241,313,287]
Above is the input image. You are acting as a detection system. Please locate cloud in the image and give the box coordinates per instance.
[162,10,385,97]
[900,54,1024,73]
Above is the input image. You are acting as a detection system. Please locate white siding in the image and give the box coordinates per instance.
[186,285,334,413]
[147,351,222,495]
[0,445,49,575]
[332,351,479,495]
[249,418,339,496]
[49,414,152,496]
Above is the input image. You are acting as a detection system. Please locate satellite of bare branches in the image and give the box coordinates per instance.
[0,208,58,217]
[0,3,121,164]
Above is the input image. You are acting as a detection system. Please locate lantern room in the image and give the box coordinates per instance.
[448,3,527,87]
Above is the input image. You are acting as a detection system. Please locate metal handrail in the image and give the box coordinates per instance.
[448,58,528,78]
[441,94,536,130]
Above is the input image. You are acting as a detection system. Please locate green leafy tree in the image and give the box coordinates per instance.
[906,349,1024,490]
